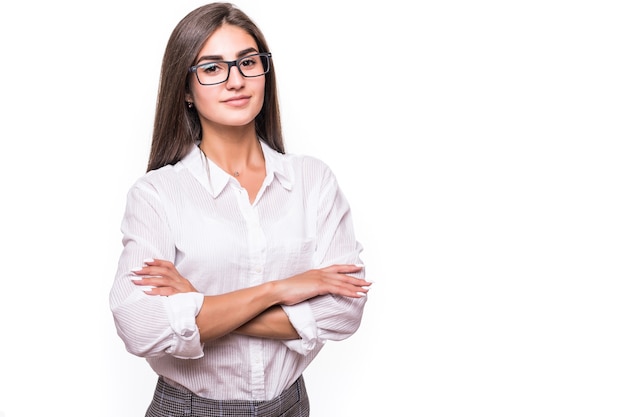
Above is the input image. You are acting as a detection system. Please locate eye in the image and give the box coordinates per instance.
[199,62,224,74]
[239,56,259,69]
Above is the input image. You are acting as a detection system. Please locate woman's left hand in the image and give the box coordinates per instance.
[130,258,198,296]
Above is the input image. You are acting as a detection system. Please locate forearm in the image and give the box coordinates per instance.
[234,305,299,339]
[197,281,283,342]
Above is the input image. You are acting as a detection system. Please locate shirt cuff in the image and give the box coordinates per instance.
[281,302,321,355]
[163,292,205,359]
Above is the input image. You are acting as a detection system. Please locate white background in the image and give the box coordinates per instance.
[0,1,625,416]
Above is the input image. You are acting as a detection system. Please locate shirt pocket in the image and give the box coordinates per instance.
[271,237,316,279]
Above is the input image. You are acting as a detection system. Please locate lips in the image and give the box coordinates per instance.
[223,95,251,106]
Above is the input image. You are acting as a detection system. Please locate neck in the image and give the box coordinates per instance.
[198,132,264,177]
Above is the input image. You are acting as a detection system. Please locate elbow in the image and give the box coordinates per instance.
[111,311,167,359]
[337,314,364,340]
[326,296,367,340]
[120,334,163,358]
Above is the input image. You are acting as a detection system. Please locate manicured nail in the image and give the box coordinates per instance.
[143,258,154,264]
[354,263,365,268]
[131,267,143,272]
[356,292,367,297]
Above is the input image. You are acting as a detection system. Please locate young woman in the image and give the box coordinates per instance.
[109,3,370,416]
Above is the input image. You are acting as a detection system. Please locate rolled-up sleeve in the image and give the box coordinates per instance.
[163,292,205,359]
[281,301,320,354]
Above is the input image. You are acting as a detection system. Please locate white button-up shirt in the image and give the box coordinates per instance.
[109,140,367,400]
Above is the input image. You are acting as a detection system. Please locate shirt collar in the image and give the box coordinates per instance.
[180,140,294,199]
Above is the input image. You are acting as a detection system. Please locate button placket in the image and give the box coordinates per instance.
[236,185,267,398]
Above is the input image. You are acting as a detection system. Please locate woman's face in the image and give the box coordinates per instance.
[187,24,266,132]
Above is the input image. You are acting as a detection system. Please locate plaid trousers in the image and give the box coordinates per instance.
[145,375,310,417]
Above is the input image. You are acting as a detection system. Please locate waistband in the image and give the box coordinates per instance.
[148,375,307,417]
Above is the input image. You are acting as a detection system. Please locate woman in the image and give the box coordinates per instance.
[109,3,370,416]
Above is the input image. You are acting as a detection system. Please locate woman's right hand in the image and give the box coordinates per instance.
[276,264,371,306]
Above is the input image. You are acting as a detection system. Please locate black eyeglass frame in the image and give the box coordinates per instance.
[188,52,272,86]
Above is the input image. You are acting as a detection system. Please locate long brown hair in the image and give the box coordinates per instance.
[146,2,284,172]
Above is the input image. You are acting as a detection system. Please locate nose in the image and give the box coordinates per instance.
[225,64,245,89]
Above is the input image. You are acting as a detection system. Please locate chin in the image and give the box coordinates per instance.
[229,118,257,128]
[224,113,259,127]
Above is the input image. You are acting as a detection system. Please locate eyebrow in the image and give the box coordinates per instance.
[196,47,259,64]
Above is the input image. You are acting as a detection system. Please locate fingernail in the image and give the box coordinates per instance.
[356,292,367,297]
[354,263,365,268]
[143,258,154,264]
[131,267,143,272]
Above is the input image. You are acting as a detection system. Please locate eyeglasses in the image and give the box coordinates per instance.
[189,52,272,86]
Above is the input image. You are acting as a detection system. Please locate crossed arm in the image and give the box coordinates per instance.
[131,259,370,343]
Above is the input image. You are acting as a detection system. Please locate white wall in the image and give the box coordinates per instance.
[0,1,625,416]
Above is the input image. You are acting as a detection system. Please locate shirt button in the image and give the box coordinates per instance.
[254,266,262,273]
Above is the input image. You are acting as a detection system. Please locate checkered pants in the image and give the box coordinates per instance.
[145,375,310,417]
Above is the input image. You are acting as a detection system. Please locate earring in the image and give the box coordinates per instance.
[186,102,194,109]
